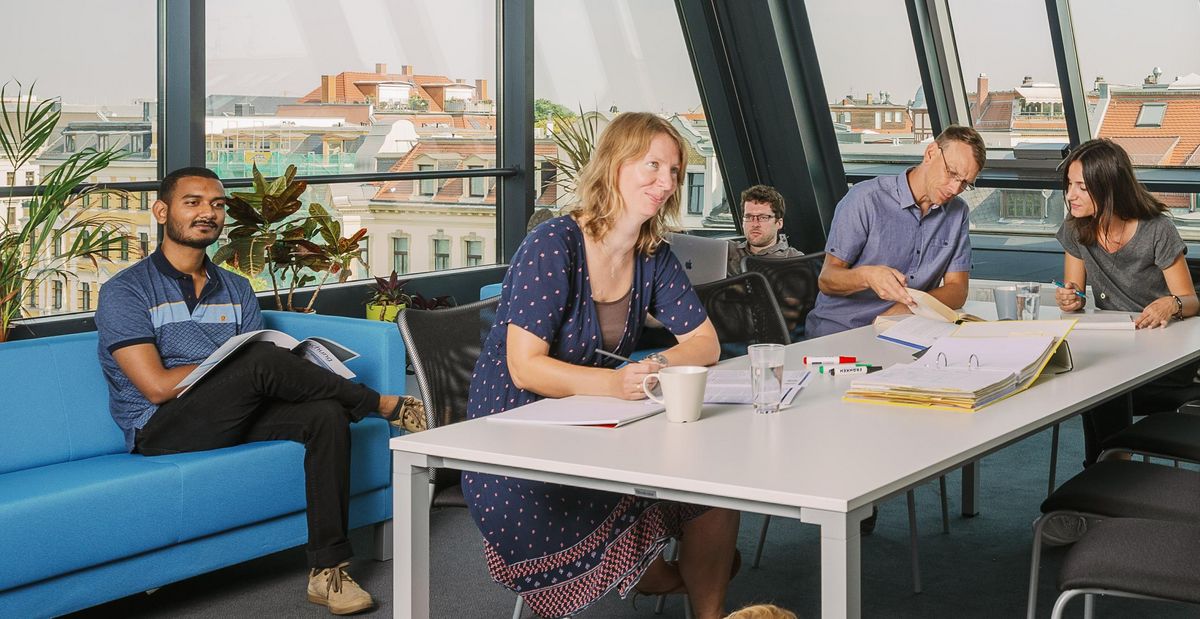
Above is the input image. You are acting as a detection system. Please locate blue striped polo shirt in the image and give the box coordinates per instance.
[95,249,262,451]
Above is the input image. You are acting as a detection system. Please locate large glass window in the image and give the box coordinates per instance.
[948,0,1066,150]
[433,237,451,271]
[808,0,927,160]
[207,0,498,281]
[1070,0,1200,167]
[392,237,410,274]
[535,0,729,231]
[0,0,158,321]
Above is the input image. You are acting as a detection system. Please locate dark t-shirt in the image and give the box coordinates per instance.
[1056,214,1186,312]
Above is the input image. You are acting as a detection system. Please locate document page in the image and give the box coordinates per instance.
[703,370,811,405]
[877,315,958,350]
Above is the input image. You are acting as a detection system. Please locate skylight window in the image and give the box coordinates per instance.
[1135,102,1166,127]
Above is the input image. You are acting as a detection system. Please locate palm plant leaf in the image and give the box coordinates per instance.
[0,80,60,172]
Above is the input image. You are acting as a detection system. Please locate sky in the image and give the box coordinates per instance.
[3,0,1199,112]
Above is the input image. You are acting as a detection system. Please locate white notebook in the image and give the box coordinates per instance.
[1070,312,1136,331]
[487,396,664,427]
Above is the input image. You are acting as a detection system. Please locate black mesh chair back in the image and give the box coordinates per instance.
[741,251,825,341]
[693,271,790,360]
[397,297,499,499]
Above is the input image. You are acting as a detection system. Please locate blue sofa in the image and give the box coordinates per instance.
[0,311,406,618]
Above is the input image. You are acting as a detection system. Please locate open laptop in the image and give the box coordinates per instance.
[665,232,730,285]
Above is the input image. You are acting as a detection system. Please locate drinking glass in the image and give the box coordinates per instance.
[1016,282,1041,320]
[748,343,786,414]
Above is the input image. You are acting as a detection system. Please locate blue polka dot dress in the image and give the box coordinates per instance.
[464,216,710,617]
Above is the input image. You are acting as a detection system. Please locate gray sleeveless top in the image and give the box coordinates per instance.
[594,287,633,352]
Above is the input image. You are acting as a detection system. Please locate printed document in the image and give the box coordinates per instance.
[703,370,811,405]
[175,330,358,396]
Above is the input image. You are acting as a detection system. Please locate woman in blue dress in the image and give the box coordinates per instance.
[464,112,738,618]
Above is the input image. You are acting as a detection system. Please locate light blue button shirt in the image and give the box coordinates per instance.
[805,170,971,339]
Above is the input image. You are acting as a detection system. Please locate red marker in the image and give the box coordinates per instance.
[803,355,857,366]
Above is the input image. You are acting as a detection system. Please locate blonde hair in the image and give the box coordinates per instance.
[725,603,798,619]
[571,112,686,255]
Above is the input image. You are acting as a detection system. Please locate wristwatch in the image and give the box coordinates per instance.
[1172,295,1184,320]
[645,352,669,367]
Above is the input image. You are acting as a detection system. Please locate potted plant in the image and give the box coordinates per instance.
[214,164,367,313]
[365,270,410,322]
[0,82,128,342]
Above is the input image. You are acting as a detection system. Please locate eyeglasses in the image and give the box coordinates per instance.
[742,214,777,223]
[937,144,977,193]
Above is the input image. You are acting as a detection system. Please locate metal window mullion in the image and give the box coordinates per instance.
[911,0,970,130]
[1045,0,1090,146]
[497,0,534,264]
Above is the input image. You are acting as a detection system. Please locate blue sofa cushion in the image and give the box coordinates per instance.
[262,311,405,395]
[0,342,71,475]
[53,333,127,460]
[0,454,182,591]
[150,417,392,542]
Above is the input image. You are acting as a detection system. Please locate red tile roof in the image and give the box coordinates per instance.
[1098,94,1200,165]
[298,70,460,113]
[1105,136,1180,165]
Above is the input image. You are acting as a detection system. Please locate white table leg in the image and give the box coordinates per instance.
[802,504,872,619]
[393,451,431,619]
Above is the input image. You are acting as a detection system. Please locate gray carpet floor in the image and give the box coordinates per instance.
[68,419,1198,618]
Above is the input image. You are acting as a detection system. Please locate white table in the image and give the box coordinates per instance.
[390,308,1200,618]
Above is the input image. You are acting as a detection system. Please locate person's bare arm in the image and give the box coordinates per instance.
[659,318,720,367]
[1136,253,1200,328]
[926,270,969,310]
[817,253,915,306]
[111,344,197,405]
[506,325,662,400]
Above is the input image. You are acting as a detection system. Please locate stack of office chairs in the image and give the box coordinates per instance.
[741,252,824,342]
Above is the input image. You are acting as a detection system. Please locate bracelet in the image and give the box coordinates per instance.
[645,352,669,367]
[1172,294,1184,320]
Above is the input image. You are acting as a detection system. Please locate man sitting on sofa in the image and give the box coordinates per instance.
[95,166,405,615]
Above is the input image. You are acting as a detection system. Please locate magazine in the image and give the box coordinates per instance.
[174,329,359,396]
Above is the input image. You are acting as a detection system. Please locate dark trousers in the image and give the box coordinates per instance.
[1081,360,1200,466]
[135,342,381,568]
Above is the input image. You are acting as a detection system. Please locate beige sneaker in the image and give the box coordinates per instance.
[308,562,374,615]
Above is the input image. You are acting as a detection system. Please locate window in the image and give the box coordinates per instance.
[100,193,110,209]
[25,171,34,185]
[139,232,150,257]
[539,163,556,197]
[4,172,13,186]
[52,232,62,257]
[392,237,409,274]
[465,239,483,266]
[1135,103,1167,128]
[965,187,1064,236]
[433,238,451,270]
[139,191,150,210]
[120,237,130,261]
[686,172,704,215]
[418,164,437,196]
[1000,191,1049,220]
[809,0,926,156]
[468,166,486,197]
[52,280,63,310]
[536,0,727,231]
[26,282,36,308]
[949,0,1065,150]
[357,236,370,275]
[6,206,14,226]
[120,193,130,209]
[80,282,92,312]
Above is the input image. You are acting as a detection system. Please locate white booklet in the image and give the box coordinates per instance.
[175,329,359,396]
[703,370,811,405]
[1070,311,1137,331]
[487,395,664,427]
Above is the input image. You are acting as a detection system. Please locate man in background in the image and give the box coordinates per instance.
[726,184,803,275]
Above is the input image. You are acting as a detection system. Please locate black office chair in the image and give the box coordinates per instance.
[1051,517,1200,618]
[692,271,790,358]
[741,252,824,342]
[1025,459,1200,618]
[397,297,498,508]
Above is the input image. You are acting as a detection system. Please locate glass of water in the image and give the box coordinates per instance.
[748,343,786,414]
[1016,282,1041,320]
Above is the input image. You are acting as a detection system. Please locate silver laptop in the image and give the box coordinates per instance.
[665,233,730,285]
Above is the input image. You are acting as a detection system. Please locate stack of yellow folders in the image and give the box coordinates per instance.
[845,320,1076,412]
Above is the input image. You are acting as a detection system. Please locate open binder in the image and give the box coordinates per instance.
[844,319,1077,412]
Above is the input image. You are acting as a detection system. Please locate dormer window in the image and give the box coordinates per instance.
[1136,103,1166,128]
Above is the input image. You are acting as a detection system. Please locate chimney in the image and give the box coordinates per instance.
[375,63,387,75]
[475,79,488,101]
[320,75,336,103]
[865,92,873,105]
[1022,75,1034,87]
[400,64,413,76]
[976,73,989,110]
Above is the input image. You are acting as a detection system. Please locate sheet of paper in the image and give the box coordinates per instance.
[1070,312,1136,330]
[487,396,664,427]
[877,315,958,350]
[703,370,811,404]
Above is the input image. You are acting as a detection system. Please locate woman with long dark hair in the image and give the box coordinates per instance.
[1055,138,1199,467]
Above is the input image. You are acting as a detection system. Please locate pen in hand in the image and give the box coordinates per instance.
[1052,280,1086,298]
[593,349,638,365]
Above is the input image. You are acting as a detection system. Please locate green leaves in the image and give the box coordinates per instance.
[0,80,60,172]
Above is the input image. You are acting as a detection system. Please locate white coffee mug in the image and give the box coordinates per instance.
[641,366,708,423]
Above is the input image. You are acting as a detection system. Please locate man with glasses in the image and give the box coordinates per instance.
[806,125,985,339]
[726,184,803,275]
